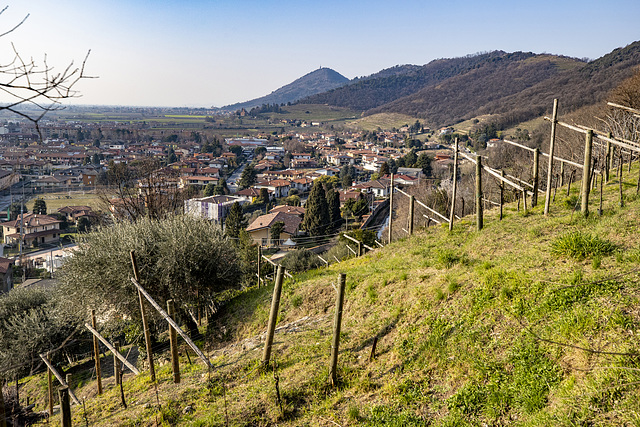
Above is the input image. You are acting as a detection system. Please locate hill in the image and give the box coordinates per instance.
[36,161,640,426]
[300,42,640,129]
[222,67,349,111]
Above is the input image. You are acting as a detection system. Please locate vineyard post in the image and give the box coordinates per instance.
[262,265,284,368]
[167,300,181,384]
[130,251,155,382]
[619,154,624,208]
[605,136,611,183]
[47,352,54,417]
[58,387,71,427]
[560,160,565,186]
[476,156,483,231]
[532,148,539,206]
[449,138,458,231]
[499,170,504,220]
[114,342,121,386]
[408,195,415,235]
[388,174,394,243]
[581,130,594,217]
[257,246,261,288]
[329,273,347,387]
[544,98,558,215]
[91,309,103,395]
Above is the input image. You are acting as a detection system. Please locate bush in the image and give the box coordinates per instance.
[551,231,616,260]
[280,249,323,273]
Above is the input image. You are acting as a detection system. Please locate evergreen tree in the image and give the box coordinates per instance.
[167,148,178,164]
[9,202,26,220]
[379,162,390,177]
[32,198,47,215]
[213,178,229,195]
[238,164,257,189]
[326,188,341,228]
[270,221,285,244]
[203,183,216,197]
[224,202,246,239]
[416,153,433,177]
[341,173,353,189]
[258,188,270,204]
[301,181,329,236]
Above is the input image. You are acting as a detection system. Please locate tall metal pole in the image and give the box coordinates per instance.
[544,99,558,215]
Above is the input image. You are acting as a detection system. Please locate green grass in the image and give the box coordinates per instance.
[34,162,640,426]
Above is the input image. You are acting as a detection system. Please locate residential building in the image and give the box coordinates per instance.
[246,211,302,246]
[184,195,248,223]
[2,213,62,247]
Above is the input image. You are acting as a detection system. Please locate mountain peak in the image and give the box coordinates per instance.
[222,67,349,111]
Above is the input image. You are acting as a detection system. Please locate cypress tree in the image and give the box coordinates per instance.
[301,181,329,236]
[326,188,341,229]
[224,202,246,239]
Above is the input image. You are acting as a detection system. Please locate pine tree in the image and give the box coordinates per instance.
[33,198,47,215]
[203,183,215,197]
[224,202,246,239]
[326,188,341,229]
[238,164,257,189]
[301,181,329,236]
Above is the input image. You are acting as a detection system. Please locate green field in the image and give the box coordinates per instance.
[26,191,108,214]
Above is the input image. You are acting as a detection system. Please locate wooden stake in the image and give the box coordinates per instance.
[499,170,504,220]
[476,156,483,230]
[605,135,612,183]
[39,354,80,405]
[0,380,6,427]
[581,130,593,217]
[114,342,121,386]
[84,324,140,375]
[408,195,415,235]
[522,188,528,212]
[619,154,624,208]
[329,273,347,387]
[449,138,458,231]
[369,336,378,362]
[91,309,103,395]
[58,387,71,427]
[47,352,54,417]
[388,173,394,243]
[257,246,261,288]
[560,160,565,186]
[167,300,181,384]
[532,148,539,207]
[262,265,284,367]
[544,98,558,215]
[567,170,574,196]
[599,171,604,216]
[130,251,155,382]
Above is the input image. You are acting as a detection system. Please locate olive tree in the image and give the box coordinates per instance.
[58,215,242,337]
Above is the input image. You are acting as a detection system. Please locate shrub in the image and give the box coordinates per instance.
[280,249,323,273]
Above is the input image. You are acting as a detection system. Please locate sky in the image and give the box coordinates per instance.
[1,0,638,108]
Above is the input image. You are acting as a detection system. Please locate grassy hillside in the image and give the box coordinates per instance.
[39,164,640,426]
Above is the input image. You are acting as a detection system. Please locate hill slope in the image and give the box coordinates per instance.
[222,67,349,111]
[48,162,640,426]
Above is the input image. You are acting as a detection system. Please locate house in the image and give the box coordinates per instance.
[291,177,313,193]
[246,211,302,247]
[235,187,261,203]
[178,175,219,188]
[351,179,391,198]
[57,206,96,224]
[184,195,248,223]
[2,213,62,247]
[255,179,291,199]
[269,205,305,218]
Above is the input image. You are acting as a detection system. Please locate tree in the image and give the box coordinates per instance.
[379,162,390,176]
[213,178,229,195]
[270,221,285,245]
[167,148,178,164]
[224,202,246,239]
[326,188,341,228]
[76,216,91,233]
[203,182,216,197]
[32,198,47,215]
[258,188,270,205]
[301,180,329,236]
[238,164,257,189]
[0,7,91,138]
[58,216,241,338]
[92,153,101,165]
[9,202,26,221]
[342,173,353,189]
[416,153,433,177]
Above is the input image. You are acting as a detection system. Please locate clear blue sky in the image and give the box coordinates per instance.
[2,0,638,108]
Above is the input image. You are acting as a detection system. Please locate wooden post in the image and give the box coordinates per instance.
[567,170,574,196]
[408,195,415,235]
[609,144,616,179]
[636,157,640,194]
[0,380,5,427]
[58,387,71,427]
[544,99,558,215]
[460,198,465,217]
[619,154,624,208]
[114,342,121,386]
[605,135,611,183]
[387,173,394,243]
[369,336,378,362]
[257,246,261,288]
[262,265,284,367]
[47,352,54,417]
[130,251,155,382]
[499,170,504,220]
[167,300,180,384]
[522,188,528,211]
[91,309,103,395]
[560,160,565,186]
[476,156,483,231]
[532,148,539,207]
[357,241,363,257]
[84,324,140,375]
[628,151,633,173]
[599,171,604,215]
[329,273,347,387]
[581,130,594,217]
[39,354,80,405]
[449,138,458,231]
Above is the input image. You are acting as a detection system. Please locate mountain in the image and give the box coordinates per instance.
[298,42,640,128]
[222,67,349,111]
